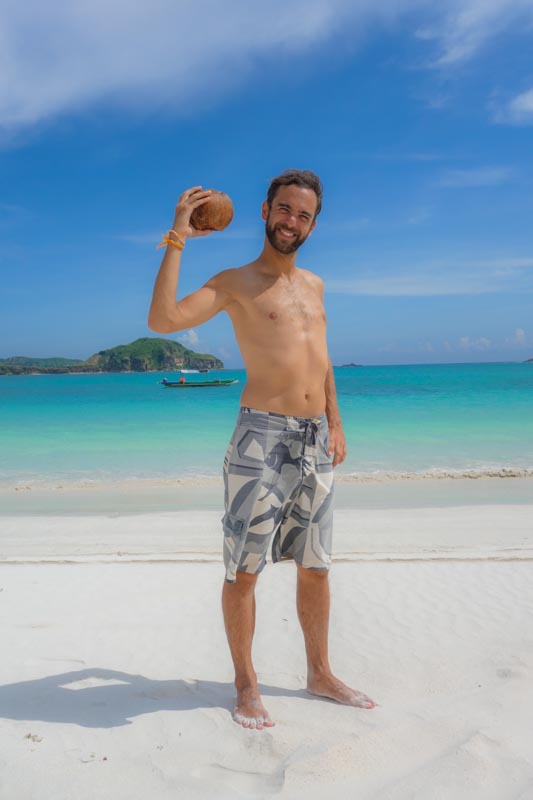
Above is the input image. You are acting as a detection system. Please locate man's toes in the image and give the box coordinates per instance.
[355,693,376,708]
[232,704,274,729]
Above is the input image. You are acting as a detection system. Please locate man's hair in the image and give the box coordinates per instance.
[266,169,323,217]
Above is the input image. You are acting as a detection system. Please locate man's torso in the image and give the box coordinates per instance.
[221,262,329,417]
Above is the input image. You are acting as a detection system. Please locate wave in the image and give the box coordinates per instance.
[337,467,533,482]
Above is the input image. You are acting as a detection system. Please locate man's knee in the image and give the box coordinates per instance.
[225,569,259,591]
[296,563,330,581]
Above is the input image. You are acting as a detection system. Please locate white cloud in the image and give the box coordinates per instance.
[417,0,533,67]
[0,0,340,127]
[496,87,533,125]
[505,327,527,347]
[436,166,513,188]
[177,329,200,349]
[215,346,232,361]
[510,88,533,115]
[2,1,533,129]
[325,257,533,296]
[514,327,526,345]
[459,336,492,351]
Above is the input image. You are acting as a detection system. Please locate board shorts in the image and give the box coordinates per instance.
[221,406,335,583]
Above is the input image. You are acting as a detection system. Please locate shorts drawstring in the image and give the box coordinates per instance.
[302,419,320,447]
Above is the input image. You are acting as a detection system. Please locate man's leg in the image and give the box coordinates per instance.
[221,570,275,729]
[296,564,376,708]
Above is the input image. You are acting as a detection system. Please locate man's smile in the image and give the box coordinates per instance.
[277,227,297,239]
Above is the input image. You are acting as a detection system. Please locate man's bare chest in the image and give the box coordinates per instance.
[237,283,326,329]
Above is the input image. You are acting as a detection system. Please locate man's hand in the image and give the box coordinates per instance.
[328,424,346,468]
[172,186,215,239]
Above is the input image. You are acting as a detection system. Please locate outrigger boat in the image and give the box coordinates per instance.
[160,377,238,388]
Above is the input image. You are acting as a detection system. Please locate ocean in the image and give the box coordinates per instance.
[1,363,532,489]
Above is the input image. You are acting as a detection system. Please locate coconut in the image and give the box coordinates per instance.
[190,190,234,231]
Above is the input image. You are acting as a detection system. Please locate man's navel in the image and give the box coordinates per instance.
[268,311,279,320]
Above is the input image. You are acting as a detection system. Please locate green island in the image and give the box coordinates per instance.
[0,338,224,375]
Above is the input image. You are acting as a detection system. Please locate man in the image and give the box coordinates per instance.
[148,169,376,730]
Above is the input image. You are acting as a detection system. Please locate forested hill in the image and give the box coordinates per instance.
[0,338,224,375]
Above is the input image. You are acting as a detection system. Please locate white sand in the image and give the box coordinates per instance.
[1,504,533,798]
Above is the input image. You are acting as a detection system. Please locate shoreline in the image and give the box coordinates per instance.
[3,466,533,491]
[1,474,532,516]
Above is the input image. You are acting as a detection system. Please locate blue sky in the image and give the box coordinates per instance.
[1,0,532,367]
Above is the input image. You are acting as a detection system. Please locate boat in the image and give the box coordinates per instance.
[179,369,199,374]
[160,378,238,388]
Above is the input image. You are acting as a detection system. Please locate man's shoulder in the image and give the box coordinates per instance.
[203,264,253,304]
[204,265,243,289]
[297,267,324,290]
[210,260,253,278]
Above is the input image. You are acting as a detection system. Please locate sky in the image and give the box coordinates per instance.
[1,0,532,367]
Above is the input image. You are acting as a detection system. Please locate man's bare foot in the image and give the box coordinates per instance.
[233,686,275,730]
[307,673,377,709]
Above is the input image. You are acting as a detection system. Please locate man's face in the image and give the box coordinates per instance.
[262,184,318,255]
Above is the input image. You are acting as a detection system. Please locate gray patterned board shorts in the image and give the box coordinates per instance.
[222,406,335,583]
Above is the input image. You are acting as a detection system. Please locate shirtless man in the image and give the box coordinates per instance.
[148,169,376,730]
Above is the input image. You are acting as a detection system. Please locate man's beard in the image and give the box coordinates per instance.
[265,217,308,254]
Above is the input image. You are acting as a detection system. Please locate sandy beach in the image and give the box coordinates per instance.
[1,485,533,799]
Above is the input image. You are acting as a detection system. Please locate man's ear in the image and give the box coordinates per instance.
[261,200,269,221]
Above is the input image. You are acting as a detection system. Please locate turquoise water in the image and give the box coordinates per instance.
[1,364,532,487]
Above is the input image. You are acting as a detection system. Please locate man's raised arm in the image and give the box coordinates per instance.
[147,186,231,333]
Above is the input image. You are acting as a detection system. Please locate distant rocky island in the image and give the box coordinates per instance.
[0,338,224,375]
[337,362,362,368]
